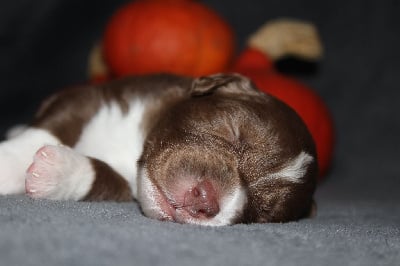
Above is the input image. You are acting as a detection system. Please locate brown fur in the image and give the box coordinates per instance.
[32,73,317,223]
[32,85,103,146]
[83,158,133,202]
[32,74,192,146]
[140,73,317,223]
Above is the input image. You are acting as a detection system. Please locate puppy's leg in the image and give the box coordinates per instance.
[0,128,59,195]
[25,145,132,201]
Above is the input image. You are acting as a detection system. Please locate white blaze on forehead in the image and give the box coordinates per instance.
[271,151,314,182]
[251,151,314,188]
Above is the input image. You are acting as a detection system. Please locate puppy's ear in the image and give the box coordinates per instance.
[191,73,261,97]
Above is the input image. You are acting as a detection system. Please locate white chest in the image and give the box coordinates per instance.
[73,99,147,198]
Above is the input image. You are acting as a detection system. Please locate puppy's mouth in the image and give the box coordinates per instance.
[138,170,221,224]
[151,184,177,222]
[166,184,221,221]
[138,178,178,222]
[138,167,247,226]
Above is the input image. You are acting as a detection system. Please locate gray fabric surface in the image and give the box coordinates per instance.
[1,0,400,265]
[0,193,399,266]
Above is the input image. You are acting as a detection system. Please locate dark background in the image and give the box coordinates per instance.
[1,0,399,198]
[0,1,399,265]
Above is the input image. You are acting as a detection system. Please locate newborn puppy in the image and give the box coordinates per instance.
[0,73,316,226]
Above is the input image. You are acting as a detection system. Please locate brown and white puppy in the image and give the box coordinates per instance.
[0,73,317,226]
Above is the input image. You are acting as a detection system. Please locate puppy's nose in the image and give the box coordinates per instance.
[183,180,220,218]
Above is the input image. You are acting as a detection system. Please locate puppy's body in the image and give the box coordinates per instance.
[0,73,317,226]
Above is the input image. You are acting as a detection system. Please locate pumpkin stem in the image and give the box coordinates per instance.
[88,42,111,83]
[247,18,323,61]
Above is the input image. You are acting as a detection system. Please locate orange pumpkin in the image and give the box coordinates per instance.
[102,0,235,77]
[232,47,273,72]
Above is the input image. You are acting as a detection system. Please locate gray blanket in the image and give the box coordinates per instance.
[1,192,399,266]
[0,0,399,265]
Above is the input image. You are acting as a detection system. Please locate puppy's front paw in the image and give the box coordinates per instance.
[25,145,71,199]
[25,145,94,200]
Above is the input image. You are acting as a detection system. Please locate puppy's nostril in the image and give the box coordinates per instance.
[184,181,220,218]
[192,187,200,197]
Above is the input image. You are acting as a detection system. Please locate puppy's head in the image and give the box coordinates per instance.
[138,73,317,226]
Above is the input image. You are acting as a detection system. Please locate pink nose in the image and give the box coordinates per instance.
[183,180,220,218]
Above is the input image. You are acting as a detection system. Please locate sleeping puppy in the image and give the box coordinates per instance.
[0,73,316,226]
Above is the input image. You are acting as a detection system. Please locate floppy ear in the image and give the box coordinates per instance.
[191,73,261,97]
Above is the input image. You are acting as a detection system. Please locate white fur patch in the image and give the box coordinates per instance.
[195,186,247,226]
[251,151,314,188]
[0,128,60,195]
[272,151,314,181]
[74,100,147,198]
[137,167,172,221]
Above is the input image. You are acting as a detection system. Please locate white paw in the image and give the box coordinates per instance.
[0,157,26,195]
[25,145,95,200]
[0,128,60,195]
